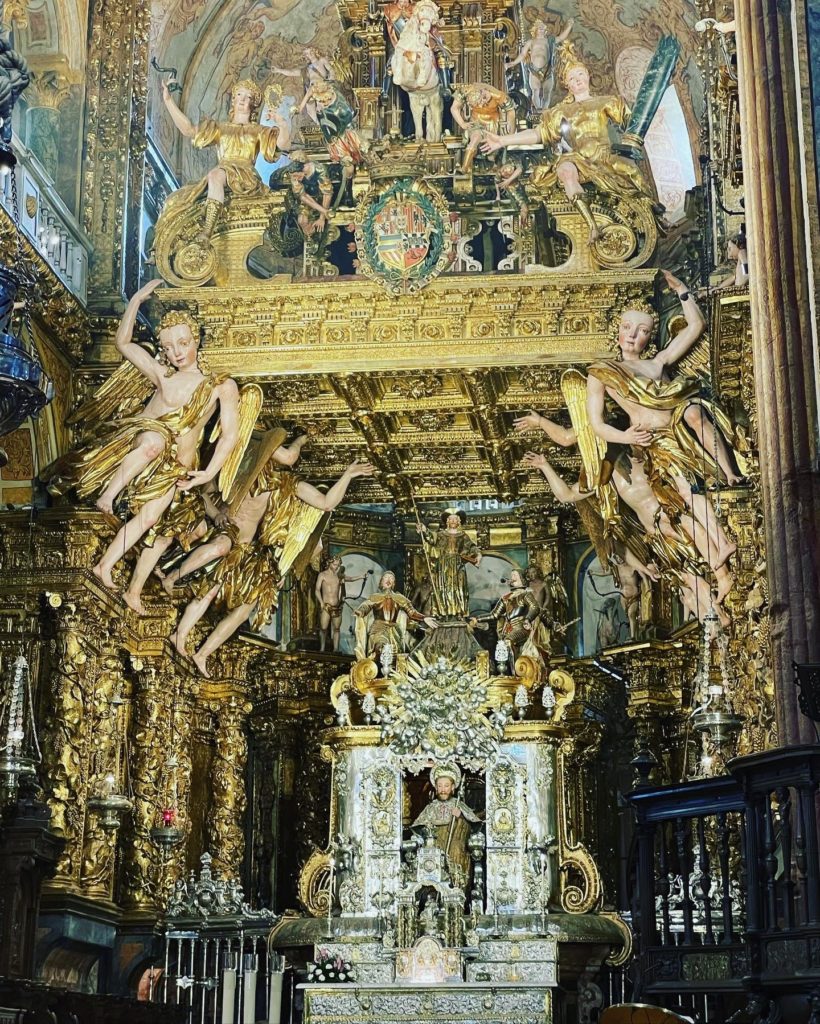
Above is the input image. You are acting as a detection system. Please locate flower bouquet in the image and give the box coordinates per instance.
[306,948,356,984]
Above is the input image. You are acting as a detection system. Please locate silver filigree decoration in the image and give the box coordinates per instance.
[376,655,511,765]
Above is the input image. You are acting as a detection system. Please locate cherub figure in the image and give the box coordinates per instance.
[504,17,573,111]
[160,77,290,244]
[45,280,256,602]
[451,83,516,175]
[169,440,374,676]
[270,46,336,123]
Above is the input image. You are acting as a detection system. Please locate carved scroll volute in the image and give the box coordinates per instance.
[207,695,252,880]
[556,741,603,914]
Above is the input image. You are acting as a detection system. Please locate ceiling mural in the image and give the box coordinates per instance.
[147,0,704,182]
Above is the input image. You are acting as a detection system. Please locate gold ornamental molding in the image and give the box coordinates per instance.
[155,269,657,376]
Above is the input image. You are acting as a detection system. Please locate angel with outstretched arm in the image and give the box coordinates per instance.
[171,459,375,677]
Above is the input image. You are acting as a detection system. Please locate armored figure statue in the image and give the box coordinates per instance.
[412,763,481,889]
[471,568,543,671]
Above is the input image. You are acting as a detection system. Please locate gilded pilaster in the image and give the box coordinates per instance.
[79,647,126,900]
[206,694,252,880]
[120,659,165,910]
[735,2,820,742]
[41,602,94,890]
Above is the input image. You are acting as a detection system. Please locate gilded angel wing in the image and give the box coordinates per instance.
[330,36,356,89]
[67,353,154,427]
[278,506,327,579]
[217,383,264,502]
[667,313,711,381]
[561,367,619,543]
[560,369,607,490]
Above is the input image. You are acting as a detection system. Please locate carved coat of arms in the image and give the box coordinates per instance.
[354,178,456,294]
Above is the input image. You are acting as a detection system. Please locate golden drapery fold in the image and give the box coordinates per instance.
[210,472,324,630]
[533,95,656,204]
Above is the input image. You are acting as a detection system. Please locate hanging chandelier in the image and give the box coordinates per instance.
[0,653,40,804]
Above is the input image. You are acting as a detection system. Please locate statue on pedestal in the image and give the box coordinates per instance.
[482,42,660,242]
[419,510,481,619]
[389,0,446,142]
[353,570,437,663]
[411,763,481,889]
[504,17,573,112]
[159,77,290,245]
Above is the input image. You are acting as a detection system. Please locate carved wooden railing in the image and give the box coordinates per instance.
[626,743,820,1023]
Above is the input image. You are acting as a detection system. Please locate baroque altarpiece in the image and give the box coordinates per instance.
[0,0,818,1021]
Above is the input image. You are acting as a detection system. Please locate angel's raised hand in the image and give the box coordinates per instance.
[513,410,542,433]
[522,451,547,469]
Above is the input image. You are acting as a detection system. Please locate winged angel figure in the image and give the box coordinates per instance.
[45,279,262,613]
[520,272,746,624]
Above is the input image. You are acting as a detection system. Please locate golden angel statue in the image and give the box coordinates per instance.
[159,77,290,244]
[353,570,438,663]
[482,42,660,241]
[419,510,481,619]
[166,431,374,676]
[411,763,481,889]
[44,279,261,610]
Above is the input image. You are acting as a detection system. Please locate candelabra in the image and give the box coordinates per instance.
[0,654,40,804]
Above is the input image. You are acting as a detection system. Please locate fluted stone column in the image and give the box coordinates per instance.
[735,2,820,743]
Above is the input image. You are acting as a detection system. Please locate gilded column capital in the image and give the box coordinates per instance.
[24,55,82,110]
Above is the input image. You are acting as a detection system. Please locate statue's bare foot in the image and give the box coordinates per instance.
[192,651,211,678]
[123,589,147,616]
[92,563,118,591]
[715,541,737,570]
[96,495,115,515]
[727,473,747,487]
[169,631,189,656]
[161,573,177,597]
[715,570,734,604]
